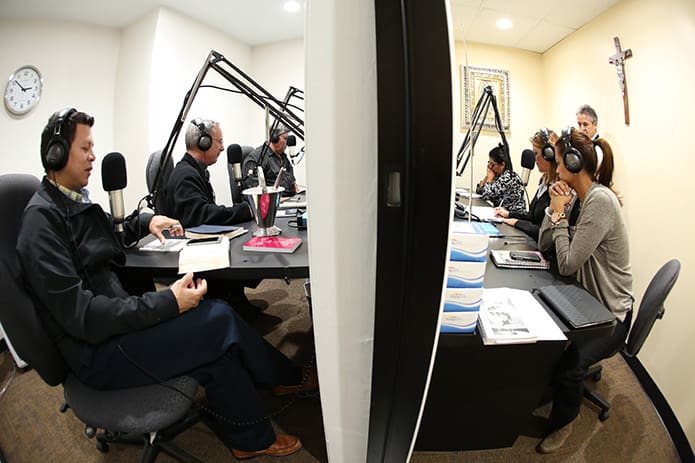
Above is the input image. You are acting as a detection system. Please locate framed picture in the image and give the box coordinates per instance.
[461,65,510,132]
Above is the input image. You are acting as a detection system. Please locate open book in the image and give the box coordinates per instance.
[478,288,566,345]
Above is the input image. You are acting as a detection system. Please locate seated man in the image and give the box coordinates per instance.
[18,108,314,459]
[242,123,299,196]
[163,118,260,318]
[163,118,253,227]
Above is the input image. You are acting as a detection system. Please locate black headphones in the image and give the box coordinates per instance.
[43,107,77,171]
[562,126,583,173]
[540,127,555,161]
[269,125,288,144]
[191,118,212,151]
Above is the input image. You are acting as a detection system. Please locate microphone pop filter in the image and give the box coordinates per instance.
[227,144,242,164]
[102,152,127,191]
[520,149,536,169]
[286,135,297,147]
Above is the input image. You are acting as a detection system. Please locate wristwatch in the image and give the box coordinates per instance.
[551,210,567,224]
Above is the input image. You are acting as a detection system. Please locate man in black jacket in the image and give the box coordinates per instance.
[163,118,253,227]
[16,108,310,459]
[162,118,261,318]
[242,123,299,196]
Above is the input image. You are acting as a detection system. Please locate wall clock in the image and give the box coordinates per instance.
[4,65,43,116]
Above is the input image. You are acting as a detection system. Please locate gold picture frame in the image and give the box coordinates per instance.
[461,65,510,132]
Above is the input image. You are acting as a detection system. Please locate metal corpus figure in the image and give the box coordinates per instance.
[147,50,305,212]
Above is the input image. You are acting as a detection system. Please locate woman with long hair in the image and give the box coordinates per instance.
[536,127,633,454]
[494,128,560,238]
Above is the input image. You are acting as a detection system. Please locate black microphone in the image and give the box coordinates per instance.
[101,152,127,237]
[227,144,243,203]
[227,144,243,184]
[286,135,297,158]
[520,149,535,186]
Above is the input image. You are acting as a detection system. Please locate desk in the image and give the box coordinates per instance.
[125,217,309,280]
[415,220,616,451]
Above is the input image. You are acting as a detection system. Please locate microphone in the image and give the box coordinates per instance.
[101,152,127,238]
[286,135,297,158]
[227,144,243,183]
[227,144,243,203]
[519,149,535,186]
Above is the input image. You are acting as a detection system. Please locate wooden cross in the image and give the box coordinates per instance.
[608,37,633,125]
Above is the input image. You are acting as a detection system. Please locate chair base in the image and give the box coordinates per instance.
[584,364,611,421]
[92,412,203,463]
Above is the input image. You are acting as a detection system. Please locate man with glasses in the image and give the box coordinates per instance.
[242,123,299,197]
[163,118,260,319]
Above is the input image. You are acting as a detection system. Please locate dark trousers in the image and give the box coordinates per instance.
[76,299,300,451]
[548,311,632,430]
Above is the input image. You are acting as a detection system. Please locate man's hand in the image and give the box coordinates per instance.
[170,272,207,313]
[149,215,183,243]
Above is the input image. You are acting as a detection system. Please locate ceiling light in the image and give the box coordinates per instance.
[496,18,513,30]
[283,1,301,13]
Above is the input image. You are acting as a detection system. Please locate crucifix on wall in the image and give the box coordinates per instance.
[608,36,633,125]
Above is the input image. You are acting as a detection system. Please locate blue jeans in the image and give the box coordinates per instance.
[77,299,300,451]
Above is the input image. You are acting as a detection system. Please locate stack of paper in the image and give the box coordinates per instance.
[440,223,488,333]
[178,237,230,274]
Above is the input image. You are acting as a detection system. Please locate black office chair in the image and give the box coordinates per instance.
[584,259,681,421]
[146,149,174,213]
[0,173,202,463]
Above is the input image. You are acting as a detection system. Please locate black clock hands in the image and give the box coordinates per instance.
[13,80,30,92]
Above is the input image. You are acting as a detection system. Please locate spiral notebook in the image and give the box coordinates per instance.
[490,250,550,270]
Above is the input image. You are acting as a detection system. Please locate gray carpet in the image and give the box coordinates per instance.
[0,279,680,462]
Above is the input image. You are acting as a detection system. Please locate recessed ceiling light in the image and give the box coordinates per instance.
[283,1,301,13]
[496,18,513,30]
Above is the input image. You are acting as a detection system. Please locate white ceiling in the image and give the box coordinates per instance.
[0,0,619,52]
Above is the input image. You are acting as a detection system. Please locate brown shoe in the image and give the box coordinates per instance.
[272,363,319,396]
[231,433,302,459]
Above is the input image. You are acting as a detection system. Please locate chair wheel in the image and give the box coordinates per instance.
[599,409,610,421]
[96,441,109,453]
[85,426,96,438]
[59,402,69,413]
[592,371,602,381]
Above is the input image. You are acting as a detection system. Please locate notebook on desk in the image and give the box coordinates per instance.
[535,285,616,329]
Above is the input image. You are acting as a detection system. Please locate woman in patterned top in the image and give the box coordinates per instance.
[475,143,526,213]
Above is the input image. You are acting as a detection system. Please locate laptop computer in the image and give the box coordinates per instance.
[535,284,616,329]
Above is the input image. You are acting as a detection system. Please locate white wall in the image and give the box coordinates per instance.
[148,7,255,208]
[114,10,158,209]
[0,19,120,207]
[306,0,377,461]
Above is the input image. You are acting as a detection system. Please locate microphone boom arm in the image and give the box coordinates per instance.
[148,50,305,211]
[455,85,509,176]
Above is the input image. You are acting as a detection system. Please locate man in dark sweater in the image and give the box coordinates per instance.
[163,118,261,319]
[163,118,253,227]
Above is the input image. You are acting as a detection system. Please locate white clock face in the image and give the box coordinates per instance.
[4,65,42,115]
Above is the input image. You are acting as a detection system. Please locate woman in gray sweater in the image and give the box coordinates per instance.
[536,127,633,454]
